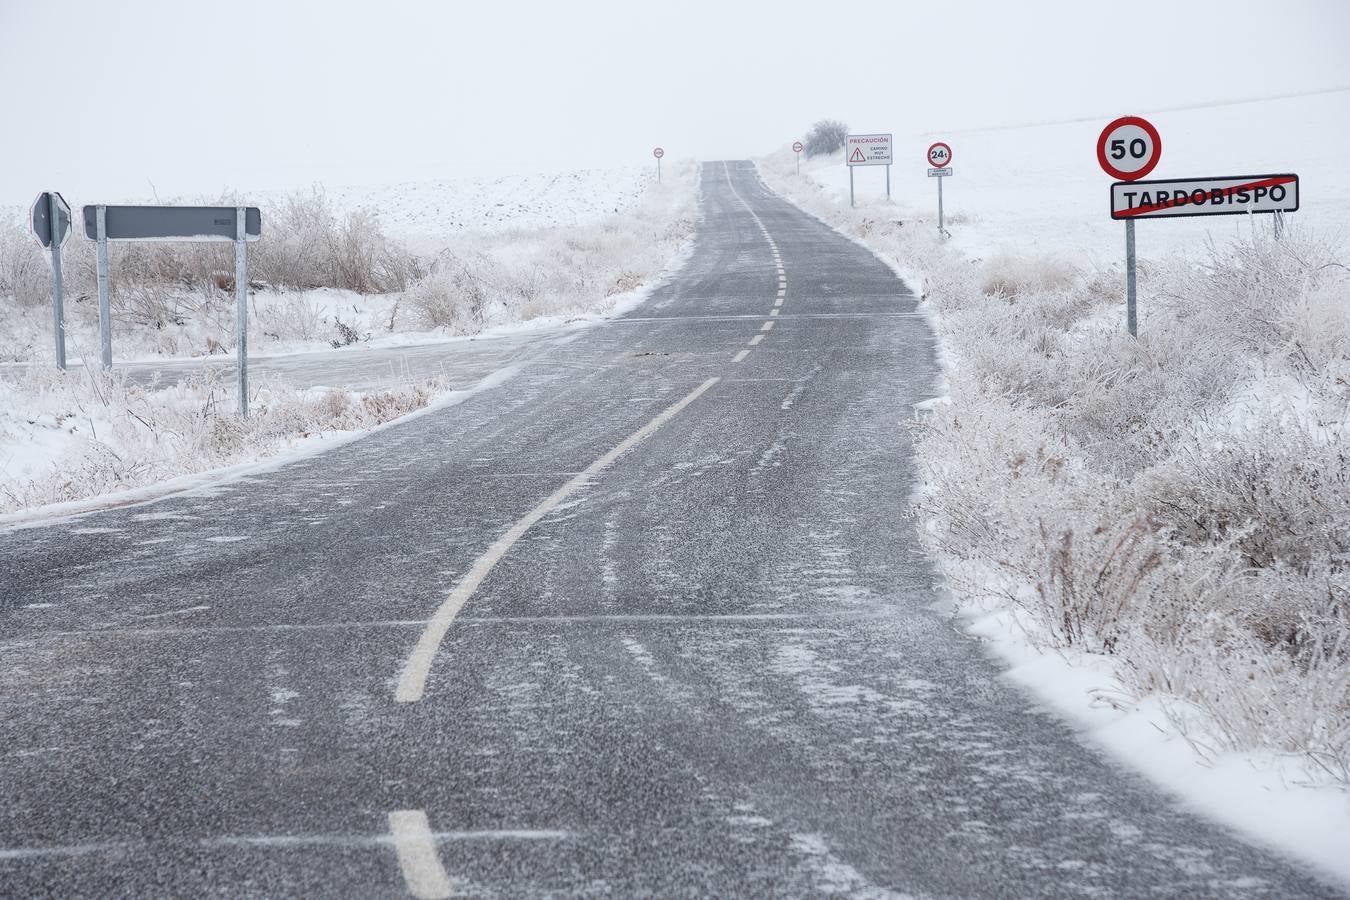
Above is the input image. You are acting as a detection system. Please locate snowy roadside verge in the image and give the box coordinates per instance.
[0,163,701,521]
[756,154,1350,886]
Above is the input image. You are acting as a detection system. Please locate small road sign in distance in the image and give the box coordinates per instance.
[1111,173,1299,220]
[30,191,72,249]
[926,142,953,168]
[83,206,261,242]
[653,147,664,159]
[1097,116,1161,181]
[792,141,803,153]
[846,134,892,166]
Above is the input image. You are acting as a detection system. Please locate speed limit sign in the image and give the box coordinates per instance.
[792,141,803,153]
[1096,116,1161,181]
[653,147,665,159]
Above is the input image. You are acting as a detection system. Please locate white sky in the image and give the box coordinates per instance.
[2,0,1347,203]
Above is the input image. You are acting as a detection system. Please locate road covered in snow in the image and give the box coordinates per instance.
[0,162,1344,898]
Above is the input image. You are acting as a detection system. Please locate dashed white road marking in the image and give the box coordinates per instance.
[761,321,775,332]
[388,811,453,899]
[395,377,721,703]
[774,298,784,307]
[770,309,780,316]
[733,349,752,363]
[749,335,765,346]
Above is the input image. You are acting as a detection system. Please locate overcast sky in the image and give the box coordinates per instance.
[2,0,1347,203]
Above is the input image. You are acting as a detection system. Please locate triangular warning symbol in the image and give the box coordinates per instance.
[849,147,866,163]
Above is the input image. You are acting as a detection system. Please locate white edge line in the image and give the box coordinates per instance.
[388,810,453,900]
[394,377,721,704]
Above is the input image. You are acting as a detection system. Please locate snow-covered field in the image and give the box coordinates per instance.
[761,89,1350,886]
[810,89,1350,264]
[323,166,656,242]
[0,162,698,516]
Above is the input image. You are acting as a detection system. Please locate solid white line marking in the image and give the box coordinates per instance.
[761,321,775,332]
[388,810,453,899]
[733,349,751,363]
[395,378,721,703]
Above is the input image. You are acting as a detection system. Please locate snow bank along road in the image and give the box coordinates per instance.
[0,162,1341,899]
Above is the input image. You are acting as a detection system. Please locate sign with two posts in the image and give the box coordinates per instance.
[846,133,893,207]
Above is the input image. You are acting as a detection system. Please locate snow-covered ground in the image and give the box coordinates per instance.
[760,89,1350,888]
[322,166,656,243]
[807,89,1350,264]
[0,161,698,516]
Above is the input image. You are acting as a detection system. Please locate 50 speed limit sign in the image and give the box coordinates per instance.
[1096,116,1161,180]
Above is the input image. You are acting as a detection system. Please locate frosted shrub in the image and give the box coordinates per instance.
[760,150,1350,781]
[405,257,489,332]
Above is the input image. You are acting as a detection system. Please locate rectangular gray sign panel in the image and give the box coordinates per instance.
[82,205,262,242]
[1111,174,1298,220]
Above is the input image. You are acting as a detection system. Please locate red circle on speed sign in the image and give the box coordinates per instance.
[792,141,803,153]
[1096,116,1161,181]
[653,147,665,159]
[927,142,953,168]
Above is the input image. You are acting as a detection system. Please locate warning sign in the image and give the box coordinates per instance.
[846,133,892,167]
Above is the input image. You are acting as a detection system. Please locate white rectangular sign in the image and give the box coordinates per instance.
[1111,174,1298,220]
[927,167,952,177]
[846,133,892,167]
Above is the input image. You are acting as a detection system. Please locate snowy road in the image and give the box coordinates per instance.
[0,162,1342,898]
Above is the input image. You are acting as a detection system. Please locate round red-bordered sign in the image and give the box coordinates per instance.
[792,141,803,153]
[926,142,953,168]
[653,147,665,159]
[1096,116,1161,181]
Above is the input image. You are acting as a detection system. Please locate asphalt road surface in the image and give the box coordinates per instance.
[1,162,1342,899]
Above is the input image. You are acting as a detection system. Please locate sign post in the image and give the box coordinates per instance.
[95,206,112,369]
[653,147,664,183]
[30,191,72,370]
[926,143,953,237]
[1096,116,1162,337]
[845,133,893,207]
[792,140,803,174]
[82,205,262,412]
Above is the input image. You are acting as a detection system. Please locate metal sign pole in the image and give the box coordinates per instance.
[937,175,945,237]
[235,207,249,417]
[657,157,662,184]
[796,151,800,175]
[95,205,112,369]
[47,194,67,370]
[849,167,855,208]
[1125,219,1137,337]
[885,164,891,201]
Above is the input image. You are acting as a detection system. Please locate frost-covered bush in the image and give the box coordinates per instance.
[803,119,849,158]
[760,153,1350,782]
[0,367,440,513]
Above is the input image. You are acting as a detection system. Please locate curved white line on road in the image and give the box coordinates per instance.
[395,377,721,703]
[388,810,453,899]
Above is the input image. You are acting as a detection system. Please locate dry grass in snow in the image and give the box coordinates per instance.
[0,367,439,514]
[761,156,1350,787]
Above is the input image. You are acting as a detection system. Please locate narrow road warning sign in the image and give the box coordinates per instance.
[846,134,892,166]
